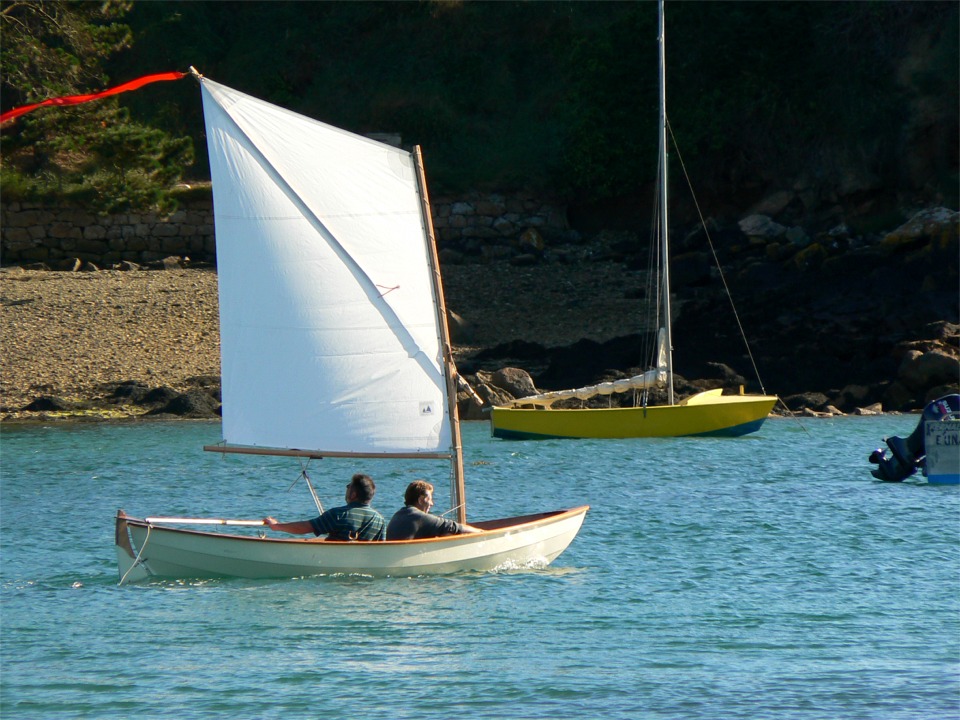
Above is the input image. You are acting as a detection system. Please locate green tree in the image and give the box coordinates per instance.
[1,0,193,212]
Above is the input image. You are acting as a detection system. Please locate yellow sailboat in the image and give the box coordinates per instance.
[489,0,777,440]
[491,389,777,440]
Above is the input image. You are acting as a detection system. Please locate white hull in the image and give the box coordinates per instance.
[116,507,589,582]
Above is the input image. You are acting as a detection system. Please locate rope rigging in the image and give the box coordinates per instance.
[666,119,769,397]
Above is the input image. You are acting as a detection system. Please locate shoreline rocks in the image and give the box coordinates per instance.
[1,206,956,423]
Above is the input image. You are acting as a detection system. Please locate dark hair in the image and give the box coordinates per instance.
[350,473,376,504]
[404,479,433,506]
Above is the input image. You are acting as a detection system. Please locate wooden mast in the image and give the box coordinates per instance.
[413,146,468,525]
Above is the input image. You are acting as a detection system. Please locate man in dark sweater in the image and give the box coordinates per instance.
[386,480,482,540]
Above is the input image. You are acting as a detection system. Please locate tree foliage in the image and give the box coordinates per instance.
[563,1,958,209]
[1,0,193,212]
[2,1,956,218]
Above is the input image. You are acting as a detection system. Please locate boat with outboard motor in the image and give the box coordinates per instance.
[869,394,960,485]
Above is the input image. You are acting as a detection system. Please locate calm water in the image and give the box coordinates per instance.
[2,417,958,719]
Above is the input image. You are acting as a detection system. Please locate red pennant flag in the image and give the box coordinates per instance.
[1,71,187,124]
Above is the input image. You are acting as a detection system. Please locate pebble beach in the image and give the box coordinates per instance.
[0,260,644,421]
[1,267,221,417]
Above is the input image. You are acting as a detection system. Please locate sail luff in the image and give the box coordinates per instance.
[658,0,675,406]
[413,146,468,524]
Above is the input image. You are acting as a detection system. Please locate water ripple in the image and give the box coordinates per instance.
[1,418,958,719]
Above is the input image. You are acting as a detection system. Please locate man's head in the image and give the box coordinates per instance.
[404,480,434,512]
[347,473,376,504]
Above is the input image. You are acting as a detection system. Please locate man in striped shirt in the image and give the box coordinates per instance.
[264,473,386,541]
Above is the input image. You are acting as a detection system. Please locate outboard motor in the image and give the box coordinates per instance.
[869,394,960,482]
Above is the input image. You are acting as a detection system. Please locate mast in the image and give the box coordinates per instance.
[413,146,468,524]
[658,0,675,405]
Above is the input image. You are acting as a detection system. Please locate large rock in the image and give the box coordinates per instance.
[489,367,538,399]
[139,386,181,406]
[898,350,960,392]
[472,371,516,406]
[883,207,959,248]
[108,380,152,404]
[738,214,787,240]
[147,390,220,418]
[22,396,76,412]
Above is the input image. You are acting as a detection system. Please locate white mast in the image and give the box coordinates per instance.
[658,0,675,405]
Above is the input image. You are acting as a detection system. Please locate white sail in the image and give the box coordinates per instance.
[200,80,450,455]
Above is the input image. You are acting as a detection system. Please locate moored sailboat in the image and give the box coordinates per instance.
[116,72,587,582]
[489,0,776,440]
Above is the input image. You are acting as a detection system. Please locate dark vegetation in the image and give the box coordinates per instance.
[1,1,957,417]
[2,0,957,229]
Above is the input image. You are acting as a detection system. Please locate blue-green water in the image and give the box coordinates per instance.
[2,417,958,719]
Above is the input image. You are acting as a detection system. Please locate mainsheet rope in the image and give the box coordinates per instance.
[0,71,187,124]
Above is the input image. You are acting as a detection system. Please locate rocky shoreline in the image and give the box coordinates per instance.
[1,206,957,424]
[0,258,667,422]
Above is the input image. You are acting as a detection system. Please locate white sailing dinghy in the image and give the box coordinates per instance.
[115,73,587,582]
[489,0,777,440]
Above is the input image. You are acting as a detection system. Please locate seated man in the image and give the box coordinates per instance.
[264,473,386,541]
[386,480,482,540]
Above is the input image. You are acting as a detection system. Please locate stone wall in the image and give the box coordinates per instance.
[1,202,216,267]
[432,192,577,260]
[1,192,575,268]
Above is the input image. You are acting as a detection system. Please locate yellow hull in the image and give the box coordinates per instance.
[490,389,777,440]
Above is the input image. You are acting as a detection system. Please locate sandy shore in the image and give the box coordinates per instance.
[1,267,221,418]
[0,261,644,420]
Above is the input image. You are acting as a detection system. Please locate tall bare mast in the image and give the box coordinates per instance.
[658,0,675,405]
